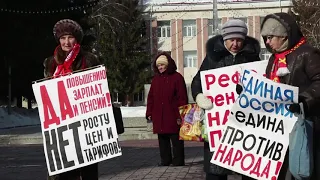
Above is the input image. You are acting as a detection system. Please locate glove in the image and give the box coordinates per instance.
[196,93,213,110]
[236,84,243,95]
[289,96,308,116]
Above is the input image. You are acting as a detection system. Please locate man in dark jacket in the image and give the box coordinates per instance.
[260,12,320,180]
[191,19,261,180]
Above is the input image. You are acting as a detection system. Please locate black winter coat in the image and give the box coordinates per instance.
[191,35,261,175]
[262,13,320,180]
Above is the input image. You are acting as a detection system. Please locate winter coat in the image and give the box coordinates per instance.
[146,52,188,134]
[262,13,320,180]
[43,50,100,78]
[191,35,261,175]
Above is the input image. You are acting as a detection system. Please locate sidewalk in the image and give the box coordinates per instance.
[0,119,157,145]
[0,140,240,180]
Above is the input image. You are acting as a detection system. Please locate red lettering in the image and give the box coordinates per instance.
[218,74,230,87]
[215,94,224,106]
[261,160,271,178]
[208,112,220,126]
[241,153,255,171]
[231,149,243,166]
[214,144,227,162]
[208,111,229,127]
[205,74,215,90]
[222,147,234,165]
[250,157,262,177]
[225,92,235,105]
[57,81,74,121]
[222,110,229,125]
[210,130,222,148]
[40,85,60,129]
[232,71,240,84]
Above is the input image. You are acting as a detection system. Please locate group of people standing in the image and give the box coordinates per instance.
[44,11,320,180]
[147,12,320,180]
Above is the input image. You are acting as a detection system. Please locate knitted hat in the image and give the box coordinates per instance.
[53,19,84,42]
[261,18,287,37]
[221,19,248,40]
[156,55,168,66]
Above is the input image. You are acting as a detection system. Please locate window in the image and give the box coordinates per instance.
[184,51,197,67]
[208,18,222,36]
[260,16,265,25]
[134,91,144,102]
[260,48,272,61]
[157,21,171,38]
[183,20,197,37]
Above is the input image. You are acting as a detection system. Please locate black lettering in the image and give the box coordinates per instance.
[235,111,245,123]
[57,125,74,168]
[242,134,256,151]
[256,136,267,154]
[221,126,235,144]
[106,127,114,139]
[68,121,84,164]
[263,139,275,159]
[256,114,266,129]
[231,129,244,145]
[275,120,284,135]
[245,113,256,128]
[44,129,62,172]
[272,143,283,161]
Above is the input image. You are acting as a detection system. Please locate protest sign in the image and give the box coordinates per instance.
[200,61,268,152]
[210,69,299,180]
[32,65,121,176]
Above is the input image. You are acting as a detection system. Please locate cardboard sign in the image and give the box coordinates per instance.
[32,66,121,176]
[200,61,268,152]
[210,69,299,180]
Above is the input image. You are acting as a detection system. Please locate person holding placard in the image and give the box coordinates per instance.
[191,19,261,180]
[146,52,188,167]
[259,12,320,180]
[44,19,101,180]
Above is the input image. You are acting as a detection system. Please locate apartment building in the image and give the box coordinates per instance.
[139,0,292,105]
[144,0,291,83]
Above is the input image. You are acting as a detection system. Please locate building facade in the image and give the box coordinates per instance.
[139,0,292,105]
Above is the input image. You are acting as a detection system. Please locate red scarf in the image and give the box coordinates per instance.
[270,37,306,83]
[53,43,81,77]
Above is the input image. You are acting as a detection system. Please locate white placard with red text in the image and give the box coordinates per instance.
[210,69,298,180]
[32,66,121,176]
[200,61,268,152]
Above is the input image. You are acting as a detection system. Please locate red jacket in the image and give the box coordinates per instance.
[146,52,188,134]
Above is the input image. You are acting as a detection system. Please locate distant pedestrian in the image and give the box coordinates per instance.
[146,52,188,166]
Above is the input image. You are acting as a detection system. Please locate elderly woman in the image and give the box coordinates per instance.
[146,52,188,167]
[44,19,100,180]
[191,19,261,180]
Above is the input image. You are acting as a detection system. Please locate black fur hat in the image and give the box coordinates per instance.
[53,19,84,42]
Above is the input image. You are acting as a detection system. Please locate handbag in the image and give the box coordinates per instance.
[178,104,204,142]
[289,103,313,180]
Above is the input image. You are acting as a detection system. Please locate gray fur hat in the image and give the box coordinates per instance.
[221,19,248,40]
[53,19,84,42]
[261,18,287,37]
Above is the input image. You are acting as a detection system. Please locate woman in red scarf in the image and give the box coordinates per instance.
[44,19,100,180]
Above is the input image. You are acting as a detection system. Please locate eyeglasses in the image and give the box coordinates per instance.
[264,35,274,40]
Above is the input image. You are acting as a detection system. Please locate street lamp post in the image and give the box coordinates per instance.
[213,0,219,35]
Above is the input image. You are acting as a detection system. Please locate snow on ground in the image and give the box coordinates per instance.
[0,106,146,129]
[120,106,146,118]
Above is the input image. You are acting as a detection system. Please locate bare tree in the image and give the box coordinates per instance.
[290,0,320,49]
